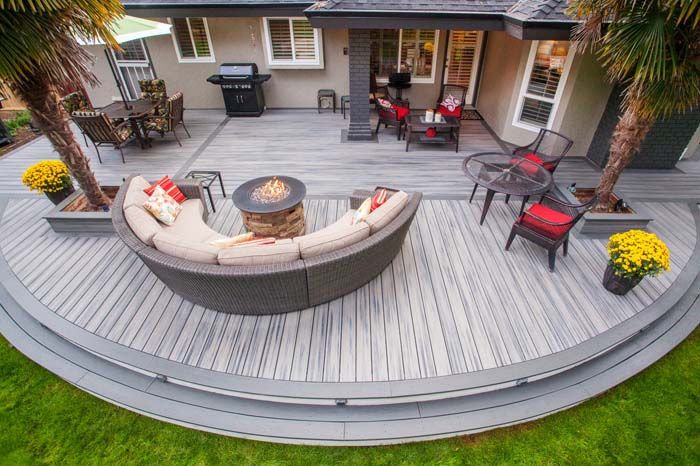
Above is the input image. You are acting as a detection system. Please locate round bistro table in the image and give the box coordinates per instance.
[462,152,554,225]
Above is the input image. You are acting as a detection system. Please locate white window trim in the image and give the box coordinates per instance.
[262,17,324,69]
[169,17,216,63]
[512,40,576,132]
[376,29,440,84]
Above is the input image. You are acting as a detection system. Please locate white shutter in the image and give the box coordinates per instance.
[445,31,479,87]
[268,19,293,60]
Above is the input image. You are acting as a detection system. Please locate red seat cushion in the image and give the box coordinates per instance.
[144,175,187,204]
[520,203,574,240]
[392,104,410,120]
[512,152,557,175]
[437,104,462,118]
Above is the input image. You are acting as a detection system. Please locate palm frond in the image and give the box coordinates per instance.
[0,0,123,90]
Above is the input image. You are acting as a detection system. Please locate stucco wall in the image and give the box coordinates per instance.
[476,32,612,157]
[84,17,350,109]
[84,45,121,108]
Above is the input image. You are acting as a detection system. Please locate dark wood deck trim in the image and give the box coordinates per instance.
[0,200,698,405]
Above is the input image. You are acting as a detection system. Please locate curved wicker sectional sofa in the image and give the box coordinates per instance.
[112,176,422,315]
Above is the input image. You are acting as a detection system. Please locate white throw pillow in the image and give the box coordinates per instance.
[143,185,182,226]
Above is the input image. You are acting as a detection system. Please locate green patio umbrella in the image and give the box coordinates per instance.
[78,16,171,108]
[77,15,171,46]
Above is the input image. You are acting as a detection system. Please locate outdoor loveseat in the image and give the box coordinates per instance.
[112,175,422,315]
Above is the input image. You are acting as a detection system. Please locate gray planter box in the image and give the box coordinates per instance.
[44,188,115,235]
[557,185,653,237]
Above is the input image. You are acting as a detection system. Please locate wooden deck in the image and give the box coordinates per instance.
[0,196,694,383]
[2,109,700,200]
[1,109,700,443]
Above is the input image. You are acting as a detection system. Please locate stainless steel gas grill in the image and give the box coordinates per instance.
[207,63,271,117]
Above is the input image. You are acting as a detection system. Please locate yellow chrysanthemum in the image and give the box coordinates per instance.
[607,230,670,280]
[21,160,72,194]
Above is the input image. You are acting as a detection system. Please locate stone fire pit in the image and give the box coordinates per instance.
[232,175,306,238]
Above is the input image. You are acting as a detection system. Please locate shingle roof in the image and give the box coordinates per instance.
[507,0,570,21]
[313,0,514,14]
[310,0,573,21]
[122,0,314,6]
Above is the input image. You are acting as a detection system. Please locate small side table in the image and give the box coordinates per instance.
[341,95,350,119]
[185,170,226,213]
[317,89,336,113]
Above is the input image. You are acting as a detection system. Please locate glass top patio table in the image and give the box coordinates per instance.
[462,152,554,224]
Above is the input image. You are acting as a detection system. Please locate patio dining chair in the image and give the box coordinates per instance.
[505,128,574,207]
[61,91,92,146]
[505,192,597,271]
[375,97,410,140]
[138,79,168,115]
[143,91,191,146]
[71,111,134,164]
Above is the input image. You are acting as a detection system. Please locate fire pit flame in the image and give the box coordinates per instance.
[250,176,291,204]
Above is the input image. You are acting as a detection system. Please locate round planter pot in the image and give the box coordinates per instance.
[44,185,75,206]
[602,264,642,295]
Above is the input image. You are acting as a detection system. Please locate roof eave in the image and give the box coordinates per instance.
[305,9,505,30]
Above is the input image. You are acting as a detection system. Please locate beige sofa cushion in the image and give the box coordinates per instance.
[152,231,220,264]
[363,191,409,234]
[294,222,370,259]
[124,205,162,246]
[217,238,301,266]
[124,175,151,209]
[163,199,224,243]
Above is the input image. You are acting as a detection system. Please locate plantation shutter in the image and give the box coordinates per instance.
[269,19,293,60]
[172,18,195,58]
[267,18,318,63]
[292,20,316,60]
[518,40,570,128]
[171,17,212,60]
[446,31,479,87]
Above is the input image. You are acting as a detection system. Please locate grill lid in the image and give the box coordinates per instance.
[219,63,257,77]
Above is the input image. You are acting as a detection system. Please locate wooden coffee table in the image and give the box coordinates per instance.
[405,115,460,152]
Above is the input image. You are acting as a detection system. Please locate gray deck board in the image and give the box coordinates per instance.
[0,190,696,385]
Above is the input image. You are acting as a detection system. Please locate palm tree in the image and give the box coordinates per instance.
[0,0,124,209]
[568,0,700,211]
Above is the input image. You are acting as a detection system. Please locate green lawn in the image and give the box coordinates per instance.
[1,329,699,466]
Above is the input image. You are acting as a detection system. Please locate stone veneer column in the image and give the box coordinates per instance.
[347,29,373,141]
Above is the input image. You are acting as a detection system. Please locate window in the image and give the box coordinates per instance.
[370,29,439,83]
[514,40,573,130]
[262,18,323,68]
[170,17,214,63]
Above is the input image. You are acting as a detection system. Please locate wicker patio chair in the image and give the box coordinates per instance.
[435,84,468,119]
[71,111,133,163]
[143,91,191,146]
[61,91,92,146]
[505,192,597,271]
[375,97,410,140]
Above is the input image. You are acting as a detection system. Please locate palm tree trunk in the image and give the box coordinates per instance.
[12,78,110,209]
[595,102,654,212]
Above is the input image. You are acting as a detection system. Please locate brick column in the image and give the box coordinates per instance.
[347,29,373,141]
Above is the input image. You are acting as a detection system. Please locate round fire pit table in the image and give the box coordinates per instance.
[232,175,306,238]
[463,152,553,225]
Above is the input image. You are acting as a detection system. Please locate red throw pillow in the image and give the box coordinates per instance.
[392,104,410,120]
[425,128,437,138]
[370,189,388,212]
[520,204,574,240]
[144,175,187,204]
[437,104,461,118]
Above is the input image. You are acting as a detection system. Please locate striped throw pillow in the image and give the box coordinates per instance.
[143,176,187,204]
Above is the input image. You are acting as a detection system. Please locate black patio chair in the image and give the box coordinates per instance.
[375,97,410,140]
[505,128,574,207]
[436,84,468,119]
[370,72,390,104]
[505,192,597,271]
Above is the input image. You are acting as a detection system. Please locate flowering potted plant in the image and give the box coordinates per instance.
[604,230,670,295]
[21,160,75,205]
